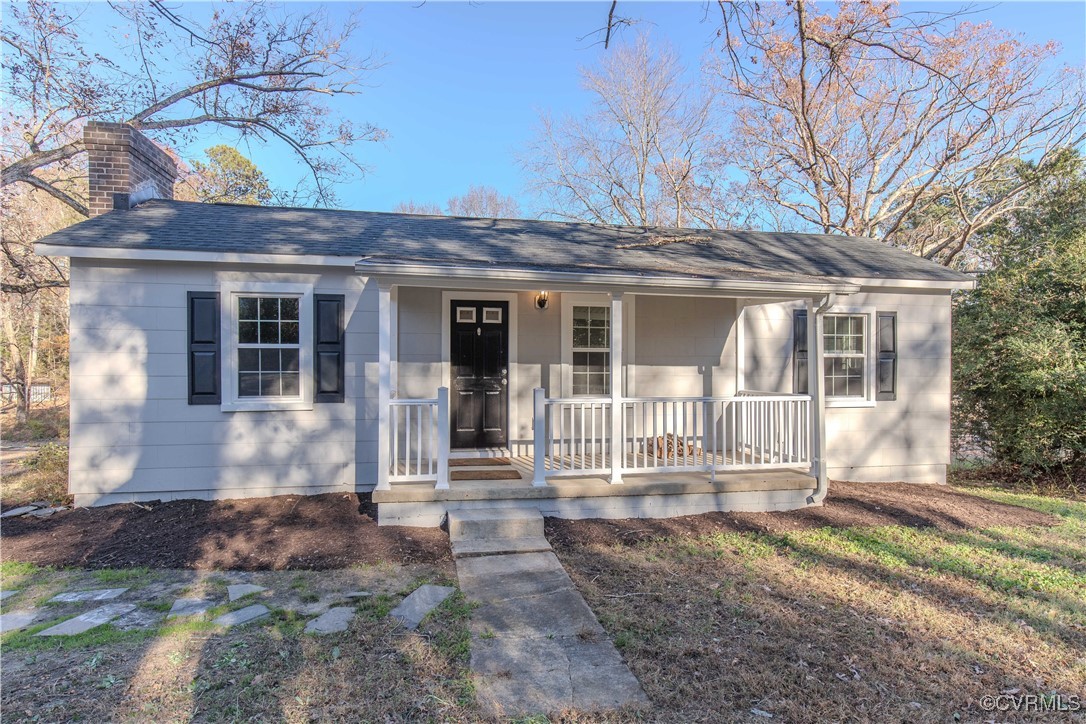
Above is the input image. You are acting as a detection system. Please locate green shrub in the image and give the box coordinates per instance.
[954,227,1086,470]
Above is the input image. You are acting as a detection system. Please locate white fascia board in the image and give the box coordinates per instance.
[356,261,861,297]
[845,276,975,291]
[34,243,358,268]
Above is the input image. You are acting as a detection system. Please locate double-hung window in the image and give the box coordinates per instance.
[794,308,885,405]
[823,314,867,398]
[237,295,301,398]
[220,283,312,411]
[571,305,610,396]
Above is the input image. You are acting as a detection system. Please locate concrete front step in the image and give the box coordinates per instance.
[452,535,553,559]
[447,508,545,543]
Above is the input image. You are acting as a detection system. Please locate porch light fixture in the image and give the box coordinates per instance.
[535,291,550,310]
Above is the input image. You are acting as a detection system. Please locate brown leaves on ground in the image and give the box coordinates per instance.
[0,493,451,570]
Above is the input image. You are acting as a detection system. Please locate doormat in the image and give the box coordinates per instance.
[450,469,522,481]
[449,458,512,467]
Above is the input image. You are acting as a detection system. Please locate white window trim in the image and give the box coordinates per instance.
[823,304,877,409]
[220,282,314,412]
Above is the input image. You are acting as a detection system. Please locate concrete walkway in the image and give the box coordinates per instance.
[453,511,648,718]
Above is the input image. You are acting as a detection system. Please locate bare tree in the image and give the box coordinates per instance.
[711,0,1086,265]
[524,35,733,229]
[1,0,385,220]
[392,200,443,215]
[446,185,521,218]
[1,185,72,421]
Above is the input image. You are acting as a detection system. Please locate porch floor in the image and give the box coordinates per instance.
[374,455,814,504]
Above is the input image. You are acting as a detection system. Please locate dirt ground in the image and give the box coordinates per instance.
[545,479,1058,547]
[2,481,1056,572]
[1,493,451,570]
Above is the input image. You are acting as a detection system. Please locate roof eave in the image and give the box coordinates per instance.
[355,260,862,297]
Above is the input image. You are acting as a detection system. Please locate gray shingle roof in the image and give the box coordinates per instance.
[36,199,971,284]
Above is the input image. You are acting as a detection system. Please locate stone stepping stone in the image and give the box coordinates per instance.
[212,604,269,628]
[49,588,128,603]
[167,598,213,618]
[0,590,18,601]
[304,607,355,635]
[114,608,162,631]
[36,603,135,637]
[390,584,455,630]
[227,584,266,602]
[0,610,37,633]
[1,505,40,518]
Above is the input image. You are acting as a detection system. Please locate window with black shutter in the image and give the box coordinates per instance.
[876,311,898,401]
[793,309,809,394]
[188,291,220,404]
[314,294,345,403]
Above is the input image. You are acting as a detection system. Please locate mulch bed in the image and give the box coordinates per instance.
[0,482,1059,571]
[0,493,450,571]
[544,480,1059,549]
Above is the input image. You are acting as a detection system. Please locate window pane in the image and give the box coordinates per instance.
[588,328,608,348]
[281,373,300,396]
[280,298,299,321]
[260,373,281,396]
[259,321,279,344]
[572,374,588,396]
[238,372,261,397]
[259,297,279,320]
[238,297,258,320]
[572,327,589,348]
[239,321,258,344]
[260,348,281,372]
[573,307,591,325]
[281,348,300,373]
[238,349,260,372]
[280,321,299,345]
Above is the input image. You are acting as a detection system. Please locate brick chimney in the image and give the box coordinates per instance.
[84,121,176,217]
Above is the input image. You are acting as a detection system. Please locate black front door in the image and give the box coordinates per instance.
[450,300,509,448]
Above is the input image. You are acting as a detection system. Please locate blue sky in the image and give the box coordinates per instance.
[77,1,1086,214]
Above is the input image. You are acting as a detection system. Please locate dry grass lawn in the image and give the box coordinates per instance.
[0,564,476,723]
[553,487,1086,722]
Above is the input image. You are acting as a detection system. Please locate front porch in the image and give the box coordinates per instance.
[369,272,839,527]
[374,454,815,526]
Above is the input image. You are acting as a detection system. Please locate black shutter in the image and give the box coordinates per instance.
[876,311,898,401]
[188,292,220,405]
[314,294,346,403]
[793,309,809,394]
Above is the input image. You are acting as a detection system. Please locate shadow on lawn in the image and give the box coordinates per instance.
[558,518,1086,722]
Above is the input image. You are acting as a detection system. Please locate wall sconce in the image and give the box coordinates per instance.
[535,291,550,310]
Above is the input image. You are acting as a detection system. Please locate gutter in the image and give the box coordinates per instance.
[807,292,837,506]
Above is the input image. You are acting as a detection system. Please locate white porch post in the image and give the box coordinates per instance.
[436,386,450,490]
[376,281,394,491]
[532,387,547,486]
[609,292,624,484]
[807,297,829,499]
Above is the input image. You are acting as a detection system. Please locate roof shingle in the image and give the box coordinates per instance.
[36,199,971,284]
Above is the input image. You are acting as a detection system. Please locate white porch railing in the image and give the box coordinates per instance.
[537,396,614,477]
[623,394,811,474]
[531,388,811,484]
[388,388,449,488]
[386,388,809,490]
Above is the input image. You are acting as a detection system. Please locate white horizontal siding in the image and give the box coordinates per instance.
[742,289,954,483]
[68,258,377,505]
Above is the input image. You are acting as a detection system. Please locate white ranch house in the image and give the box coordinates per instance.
[37,124,973,526]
